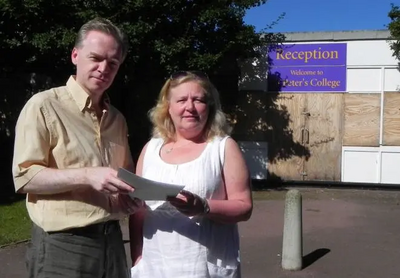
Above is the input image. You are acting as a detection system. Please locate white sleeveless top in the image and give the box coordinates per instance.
[130,136,241,278]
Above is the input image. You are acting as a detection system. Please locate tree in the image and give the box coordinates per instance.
[388,3,400,64]
[1,0,283,77]
[0,0,285,199]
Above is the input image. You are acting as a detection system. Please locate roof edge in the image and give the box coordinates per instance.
[263,29,392,42]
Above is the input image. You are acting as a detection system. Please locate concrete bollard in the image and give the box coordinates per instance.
[282,189,303,271]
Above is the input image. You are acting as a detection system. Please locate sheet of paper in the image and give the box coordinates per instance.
[117,168,185,201]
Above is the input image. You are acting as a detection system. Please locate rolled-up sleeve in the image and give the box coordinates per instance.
[12,96,51,192]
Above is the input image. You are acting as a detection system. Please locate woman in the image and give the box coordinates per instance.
[129,71,253,278]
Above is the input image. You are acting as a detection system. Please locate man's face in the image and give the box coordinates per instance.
[71,30,122,97]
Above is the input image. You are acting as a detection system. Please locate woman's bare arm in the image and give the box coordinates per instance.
[206,137,253,224]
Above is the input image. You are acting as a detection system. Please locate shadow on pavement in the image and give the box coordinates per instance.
[302,248,330,269]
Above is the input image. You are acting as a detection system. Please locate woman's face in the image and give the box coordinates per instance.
[168,81,209,138]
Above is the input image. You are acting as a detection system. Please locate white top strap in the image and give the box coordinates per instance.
[219,136,230,168]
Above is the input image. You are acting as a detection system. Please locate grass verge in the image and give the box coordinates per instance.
[0,199,31,247]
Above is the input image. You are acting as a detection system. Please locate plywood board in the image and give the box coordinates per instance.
[383,92,400,145]
[267,94,307,180]
[304,94,343,181]
[343,94,380,146]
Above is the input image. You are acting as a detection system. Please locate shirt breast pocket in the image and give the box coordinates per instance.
[106,141,127,170]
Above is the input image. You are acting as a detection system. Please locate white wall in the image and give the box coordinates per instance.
[347,40,396,66]
[238,141,268,180]
[342,147,379,183]
[346,40,400,92]
[384,68,400,91]
[347,68,382,92]
[342,147,400,184]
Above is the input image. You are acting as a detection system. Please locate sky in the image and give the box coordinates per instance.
[244,0,400,33]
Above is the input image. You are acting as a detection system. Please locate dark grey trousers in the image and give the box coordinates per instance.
[27,221,129,278]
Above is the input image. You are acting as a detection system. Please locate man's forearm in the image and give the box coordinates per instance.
[19,168,89,195]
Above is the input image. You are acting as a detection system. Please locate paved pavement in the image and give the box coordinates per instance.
[1,188,400,277]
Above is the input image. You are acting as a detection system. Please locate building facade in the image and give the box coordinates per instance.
[237,30,400,184]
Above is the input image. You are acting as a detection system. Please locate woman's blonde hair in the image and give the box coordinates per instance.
[149,72,231,141]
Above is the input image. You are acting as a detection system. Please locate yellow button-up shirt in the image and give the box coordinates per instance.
[12,76,133,232]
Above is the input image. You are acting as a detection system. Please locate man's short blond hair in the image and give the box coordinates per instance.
[75,17,129,61]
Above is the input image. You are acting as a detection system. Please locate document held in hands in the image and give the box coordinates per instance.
[117,168,185,201]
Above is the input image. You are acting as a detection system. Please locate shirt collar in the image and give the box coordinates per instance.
[66,76,111,112]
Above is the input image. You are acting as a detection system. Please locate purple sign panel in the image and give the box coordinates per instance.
[268,43,347,92]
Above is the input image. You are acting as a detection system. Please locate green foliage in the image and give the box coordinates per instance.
[0,200,31,246]
[388,3,400,63]
[0,0,284,78]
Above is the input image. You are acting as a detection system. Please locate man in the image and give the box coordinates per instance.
[12,17,139,278]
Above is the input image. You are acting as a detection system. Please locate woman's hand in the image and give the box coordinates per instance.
[167,190,207,216]
[118,194,146,214]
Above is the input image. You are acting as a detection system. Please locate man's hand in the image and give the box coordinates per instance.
[85,167,134,194]
[118,194,145,215]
